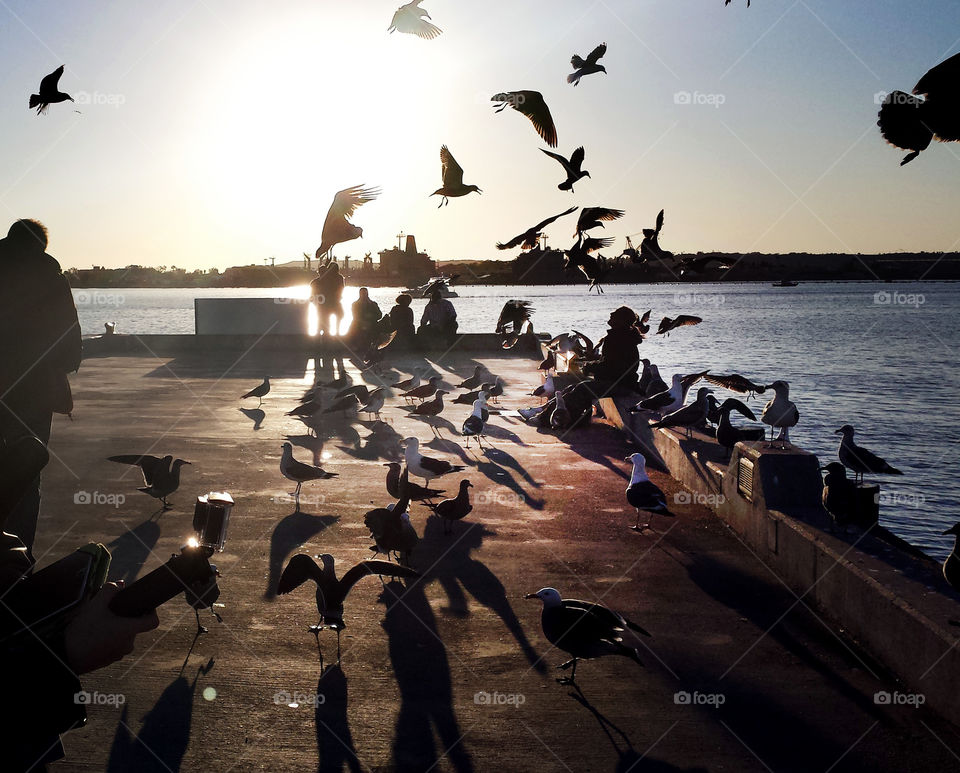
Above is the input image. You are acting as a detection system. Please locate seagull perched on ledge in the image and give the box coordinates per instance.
[760,380,799,445]
[525,587,650,685]
[835,424,902,484]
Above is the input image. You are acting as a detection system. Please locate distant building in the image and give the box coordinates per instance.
[378,235,434,285]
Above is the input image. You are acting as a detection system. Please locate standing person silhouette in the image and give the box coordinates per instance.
[0,219,81,555]
[310,261,345,338]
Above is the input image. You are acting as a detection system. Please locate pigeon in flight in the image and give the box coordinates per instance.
[30,66,73,114]
[432,145,481,206]
[568,43,607,86]
[316,186,380,261]
[388,0,441,39]
[491,91,558,147]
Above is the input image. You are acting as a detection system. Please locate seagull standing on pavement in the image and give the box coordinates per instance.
[241,377,270,407]
[624,453,669,531]
[402,437,465,484]
[280,442,337,511]
[107,454,191,510]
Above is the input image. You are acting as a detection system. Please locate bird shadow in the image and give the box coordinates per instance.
[106,518,161,586]
[315,665,362,773]
[412,414,458,438]
[265,511,339,599]
[239,407,265,430]
[472,456,545,511]
[480,422,527,446]
[106,658,214,773]
[337,423,404,462]
[378,580,475,773]
[418,519,546,673]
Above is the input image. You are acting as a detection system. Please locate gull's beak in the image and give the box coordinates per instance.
[523,593,538,600]
[834,429,843,435]
[943,527,956,536]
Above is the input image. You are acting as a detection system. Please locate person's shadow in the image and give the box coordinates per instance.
[265,511,339,599]
[106,658,214,772]
[378,580,475,773]
[315,664,362,773]
[419,518,545,673]
[107,518,161,586]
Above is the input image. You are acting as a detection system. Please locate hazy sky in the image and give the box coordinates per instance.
[1,0,959,270]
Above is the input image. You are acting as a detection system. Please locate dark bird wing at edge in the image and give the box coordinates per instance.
[339,561,419,596]
[277,554,324,594]
[440,145,465,187]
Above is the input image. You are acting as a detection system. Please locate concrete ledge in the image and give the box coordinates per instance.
[81,333,543,360]
[601,394,960,728]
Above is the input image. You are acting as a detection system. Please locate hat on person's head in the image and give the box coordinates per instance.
[429,288,442,300]
[396,293,412,307]
[608,305,639,329]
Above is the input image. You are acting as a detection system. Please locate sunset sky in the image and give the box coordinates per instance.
[1,0,959,270]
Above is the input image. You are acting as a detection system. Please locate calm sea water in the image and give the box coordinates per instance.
[74,282,960,560]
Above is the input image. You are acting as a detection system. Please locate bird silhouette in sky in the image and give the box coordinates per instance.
[568,43,607,86]
[540,146,590,192]
[30,66,73,114]
[491,91,558,147]
[316,186,380,261]
[431,145,481,206]
[497,206,578,251]
[388,0,441,39]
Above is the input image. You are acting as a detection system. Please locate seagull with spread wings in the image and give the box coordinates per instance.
[497,206,578,251]
[540,146,591,192]
[639,209,675,264]
[431,145,481,206]
[30,66,73,114]
[568,43,607,86]
[575,206,625,237]
[315,185,380,261]
[388,0,441,39]
[491,91,558,147]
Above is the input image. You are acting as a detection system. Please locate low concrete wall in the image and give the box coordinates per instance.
[194,297,309,335]
[601,395,960,728]
[81,332,543,359]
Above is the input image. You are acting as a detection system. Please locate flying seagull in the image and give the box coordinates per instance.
[835,425,902,484]
[491,91,558,147]
[656,315,702,336]
[525,587,650,684]
[497,207,578,251]
[725,0,751,6]
[703,373,767,397]
[316,185,380,261]
[568,43,607,86]
[624,452,669,531]
[30,66,73,114]
[240,377,270,407]
[540,147,590,192]
[639,209,675,264]
[388,0,441,39]
[278,553,419,669]
[878,51,960,165]
[432,145,481,206]
[575,206,625,237]
[280,442,337,510]
[107,454,190,510]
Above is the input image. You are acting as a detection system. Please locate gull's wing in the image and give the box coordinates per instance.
[582,236,614,253]
[532,206,578,232]
[569,146,585,169]
[39,65,65,93]
[540,148,571,170]
[655,208,665,235]
[340,561,420,596]
[277,554,323,594]
[440,145,464,187]
[326,185,379,222]
[585,42,607,67]
[515,91,557,147]
[107,454,165,485]
[913,51,960,98]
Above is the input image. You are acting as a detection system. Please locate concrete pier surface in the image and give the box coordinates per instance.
[30,343,960,772]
